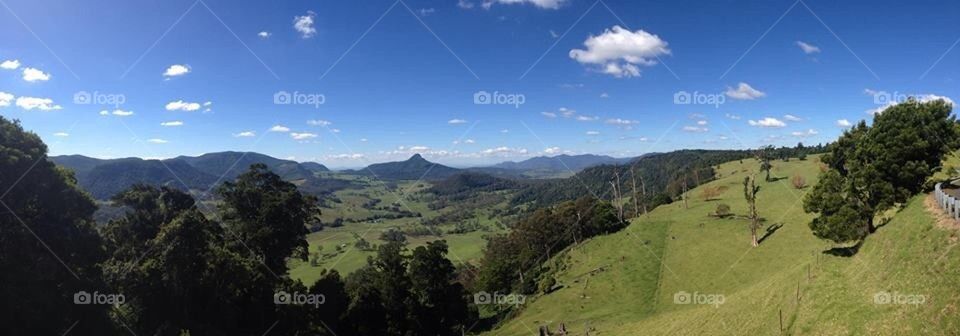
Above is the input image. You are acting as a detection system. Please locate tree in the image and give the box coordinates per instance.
[757,146,774,182]
[217,163,318,274]
[791,174,807,189]
[743,176,762,247]
[714,203,732,218]
[408,241,474,336]
[700,185,722,201]
[0,117,114,335]
[806,99,960,242]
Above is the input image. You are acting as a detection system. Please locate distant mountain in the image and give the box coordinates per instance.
[51,152,339,199]
[348,154,461,180]
[490,154,635,178]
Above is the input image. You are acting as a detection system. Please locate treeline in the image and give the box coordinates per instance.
[0,117,473,336]
[476,197,626,296]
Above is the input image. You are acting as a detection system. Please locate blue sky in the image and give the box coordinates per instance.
[1,0,958,168]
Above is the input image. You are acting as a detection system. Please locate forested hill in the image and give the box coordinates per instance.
[511,146,826,210]
[346,154,462,180]
[50,152,338,199]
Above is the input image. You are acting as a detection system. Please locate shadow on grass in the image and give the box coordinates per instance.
[822,240,864,257]
[757,222,783,245]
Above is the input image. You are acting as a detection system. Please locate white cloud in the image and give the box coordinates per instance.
[160,121,184,127]
[22,67,50,82]
[544,146,561,154]
[290,132,318,140]
[1,60,20,70]
[294,11,317,38]
[234,131,256,137]
[836,119,852,127]
[585,130,600,136]
[163,64,190,78]
[326,153,366,160]
[147,138,168,144]
[605,118,639,129]
[480,146,529,156]
[682,126,709,132]
[485,0,566,9]
[576,115,598,121]
[917,94,955,106]
[269,125,290,132]
[748,117,786,128]
[696,120,708,126]
[569,26,670,78]
[796,41,821,54]
[458,0,475,9]
[165,100,201,112]
[725,82,766,100]
[0,92,13,107]
[360,138,368,142]
[725,113,741,120]
[418,8,435,16]
[791,129,819,137]
[500,129,510,133]
[99,110,109,116]
[600,92,609,98]
[541,111,557,118]
[15,96,62,111]
[53,132,69,137]
[258,31,271,39]
[307,119,333,127]
[464,139,476,144]
[112,109,134,116]
[559,107,575,117]
[783,114,802,121]
[448,118,468,124]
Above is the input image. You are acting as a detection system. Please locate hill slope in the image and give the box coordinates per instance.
[349,154,461,180]
[486,156,960,335]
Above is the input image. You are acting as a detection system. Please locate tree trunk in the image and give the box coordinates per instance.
[751,226,759,247]
[867,216,876,234]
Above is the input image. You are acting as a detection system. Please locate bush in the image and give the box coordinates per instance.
[715,203,732,218]
[791,174,807,189]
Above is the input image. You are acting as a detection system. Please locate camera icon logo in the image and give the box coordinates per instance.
[473,291,492,305]
[74,291,92,304]
[873,291,891,305]
[873,91,891,105]
[274,291,292,305]
[673,91,691,105]
[673,291,691,304]
[74,91,92,105]
[474,91,492,105]
[274,91,292,105]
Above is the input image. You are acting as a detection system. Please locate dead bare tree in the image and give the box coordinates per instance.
[631,167,640,218]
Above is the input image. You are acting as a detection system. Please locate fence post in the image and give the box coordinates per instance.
[955,199,959,220]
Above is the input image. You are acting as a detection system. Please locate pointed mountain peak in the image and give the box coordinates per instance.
[408,153,427,161]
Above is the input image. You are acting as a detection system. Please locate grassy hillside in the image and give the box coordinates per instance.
[485,155,960,335]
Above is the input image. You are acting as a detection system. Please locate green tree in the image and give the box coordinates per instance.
[408,240,474,336]
[217,163,318,273]
[0,117,114,335]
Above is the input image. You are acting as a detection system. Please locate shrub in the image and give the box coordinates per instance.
[791,174,807,189]
[715,203,732,218]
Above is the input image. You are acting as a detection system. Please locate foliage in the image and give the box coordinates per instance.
[791,174,807,189]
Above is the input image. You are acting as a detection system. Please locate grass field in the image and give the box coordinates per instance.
[289,177,510,285]
[485,155,960,335]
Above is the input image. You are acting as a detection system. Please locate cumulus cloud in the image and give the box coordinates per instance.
[541,111,557,118]
[585,130,600,136]
[290,132,318,140]
[569,26,670,78]
[486,0,566,9]
[165,100,201,112]
[418,8,435,16]
[458,0,475,9]
[796,41,821,54]
[163,64,190,78]
[1,60,20,70]
[544,147,561,154]
[160,121,183,127]
[748,117,786,128]
[111,109,134,116]
[725,113,742,120]
[682,125,709,132]
[269,125,290,132]
[791,129,819,137]
[16,96,62,111]
[234,131,256,137]
[326,153,366,160]
[54,132,69,137]
[0,92,13,107]
[147,138,168,144]
[725,82,765,100]
[480,146,529,156]
[448,119,468,124]
[836,119,852,127]
[22,67,50,82]
[258,31,271,39]
[783,114,802,121]
[576,115,598,121]
[294,11,317,38]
